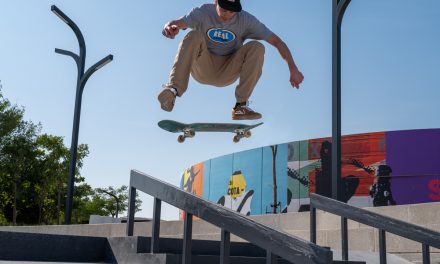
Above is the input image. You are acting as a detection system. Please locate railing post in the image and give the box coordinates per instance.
[422,244,430,264]
[126,186,136,236]
[182,212,193,264]
[379,229,387,264]
[220,229,231,264]
[151,198,162,253]
[341,216,348,260]
[266,250,277,264]
[310,205,317,243]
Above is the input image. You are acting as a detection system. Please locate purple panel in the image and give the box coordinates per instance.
[386,129,440,205]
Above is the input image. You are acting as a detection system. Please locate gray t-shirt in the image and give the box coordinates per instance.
[181,4,273,56]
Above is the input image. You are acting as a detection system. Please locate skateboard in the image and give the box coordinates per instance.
[158,120,263,143]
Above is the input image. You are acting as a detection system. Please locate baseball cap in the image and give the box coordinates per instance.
[218,0,242,12]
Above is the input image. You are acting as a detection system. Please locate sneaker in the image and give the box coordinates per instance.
[232,104,262,120]
[158,87,177,112]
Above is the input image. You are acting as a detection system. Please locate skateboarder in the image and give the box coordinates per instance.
[158,0,304,120]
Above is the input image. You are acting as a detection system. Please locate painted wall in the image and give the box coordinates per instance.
[180,128,440,216]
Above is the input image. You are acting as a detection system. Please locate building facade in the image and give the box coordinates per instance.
[180,128,440,216]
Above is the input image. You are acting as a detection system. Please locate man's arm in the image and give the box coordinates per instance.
[266,33,304,89]
[162,19,189,39]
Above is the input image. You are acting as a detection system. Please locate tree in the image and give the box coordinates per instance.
[0,88,139,225]
[0,88,90,225]
[95,186,142,218]
[0,118,40,224]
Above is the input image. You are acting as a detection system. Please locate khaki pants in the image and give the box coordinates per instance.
[166,31,265,103]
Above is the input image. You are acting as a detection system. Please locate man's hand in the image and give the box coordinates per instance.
[162,24,180,39]
[290,68,304,89]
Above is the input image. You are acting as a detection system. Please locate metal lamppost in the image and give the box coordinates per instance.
[332,0,351,201]
[51,5,113,224]
[332,2,351,261]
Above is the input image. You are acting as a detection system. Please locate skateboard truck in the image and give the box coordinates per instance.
[177,128,195,143]
[233,129,252,143]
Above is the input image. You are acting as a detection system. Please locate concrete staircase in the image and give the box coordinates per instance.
[0,231,366,263]
[108,236,366,264]
[1,202,439,263]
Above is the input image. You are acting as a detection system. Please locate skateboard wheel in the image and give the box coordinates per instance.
[188,130,195,138]
[245,130,252,138]
[233,135,240,143]
[178,135,185,143]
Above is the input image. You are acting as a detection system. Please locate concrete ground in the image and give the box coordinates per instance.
[332,250,412,264]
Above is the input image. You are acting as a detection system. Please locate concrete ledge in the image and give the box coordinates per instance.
[0,231,115,263]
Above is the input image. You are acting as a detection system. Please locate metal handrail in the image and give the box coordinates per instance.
[310,193,440,264]
[127,170,333,264]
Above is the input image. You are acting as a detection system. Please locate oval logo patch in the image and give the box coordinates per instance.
[207,28,236,43]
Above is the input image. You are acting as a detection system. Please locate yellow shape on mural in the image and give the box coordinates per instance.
[182,169,191,192]
[228,171,246,199]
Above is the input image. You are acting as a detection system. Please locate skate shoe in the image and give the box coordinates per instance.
[232,103,262,120]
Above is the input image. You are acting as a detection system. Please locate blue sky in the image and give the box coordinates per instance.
[1,0,439,220]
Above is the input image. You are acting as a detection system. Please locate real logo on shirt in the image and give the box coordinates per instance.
[207,28,236,43]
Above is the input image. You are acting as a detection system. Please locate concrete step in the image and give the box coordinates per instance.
[0,262,108,264]
[117,253,366,264]
[107,237,366,264]
[0,231,112,263]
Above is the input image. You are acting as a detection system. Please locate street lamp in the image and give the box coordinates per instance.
[332,3,351,261]
[332,0,351,202]
[51,5,113,224]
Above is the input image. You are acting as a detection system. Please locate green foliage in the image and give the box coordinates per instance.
[95,186,142,218]
[0,87,142,225]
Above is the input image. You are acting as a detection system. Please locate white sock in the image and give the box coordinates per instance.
[170,87,178,96]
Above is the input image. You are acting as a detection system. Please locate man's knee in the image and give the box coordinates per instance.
[245,41,265,55]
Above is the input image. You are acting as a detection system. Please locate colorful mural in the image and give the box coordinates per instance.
[180,128,440,216]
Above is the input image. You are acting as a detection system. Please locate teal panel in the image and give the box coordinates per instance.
[262,144,288,214]
[298,140,311,199]
[287,141,300,212]
[288,140,310,199]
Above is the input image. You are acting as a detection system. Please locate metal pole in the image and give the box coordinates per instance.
[422,244,430,264]
[220,229,231,264]
[332,0,351,201]
[151,198,162,253]
[341,216,348,260]
[182,212,193,264]
[51,5,112,224]
[266,250,277,264]
[379,229,387,264]
[126,186,136,236]
[310,206,317,243]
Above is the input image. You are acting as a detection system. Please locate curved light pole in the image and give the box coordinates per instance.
[332,0,351,262]
[332,0,351,202]
[51,5,113,225]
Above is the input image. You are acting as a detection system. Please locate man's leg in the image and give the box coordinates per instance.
[222,41,265,119]
[229,41,265,104]
[158,31,210,112]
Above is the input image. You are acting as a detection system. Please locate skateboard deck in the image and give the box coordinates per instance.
[158,119,263,143]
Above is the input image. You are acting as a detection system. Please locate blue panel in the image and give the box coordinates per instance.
[208,154,234,204]
[203,160,211,200]
[231,148,264,215]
